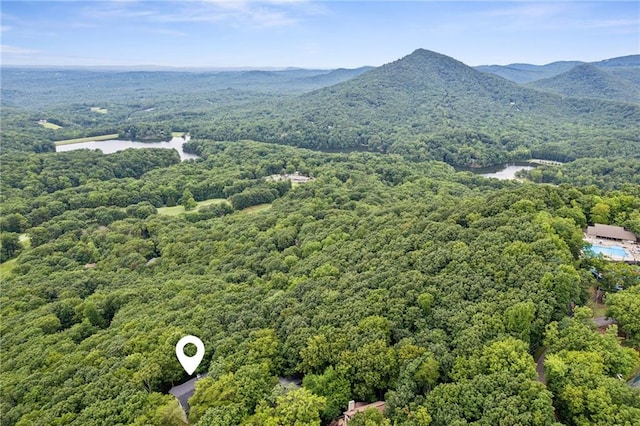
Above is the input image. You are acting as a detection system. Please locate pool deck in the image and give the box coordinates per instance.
[583,234,639,263]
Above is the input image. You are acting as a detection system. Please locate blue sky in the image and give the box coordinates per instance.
[1,1,638,68]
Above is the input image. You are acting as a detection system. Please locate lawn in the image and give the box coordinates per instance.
[157,198,226,216]
[19,234,31,250]
[171,132,189,137]
[0,258,17,277]
[240,204,272,214]
[90,107,108,114]
[55,134,119,146]
[39,121,62,130]
[587,285,608,317]
[0,235,32,276]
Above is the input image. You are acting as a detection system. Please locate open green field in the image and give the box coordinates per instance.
[157,198,226,216]
[171,131,188,137]
[55,134,119,146]
[19,234,31,250]
[90,107,108,114]
[240,203,272,214]
[39,121,62,130]
[0,258,17,276]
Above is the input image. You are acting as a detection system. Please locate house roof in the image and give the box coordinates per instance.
[587,224,637,241]
[344,401,386,418]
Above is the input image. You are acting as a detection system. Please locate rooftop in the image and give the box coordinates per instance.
[586,224,636,242]
[169,374,207,413]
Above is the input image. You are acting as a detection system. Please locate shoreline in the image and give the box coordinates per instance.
[54,134,119,146]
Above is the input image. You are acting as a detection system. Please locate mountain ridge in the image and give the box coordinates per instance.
[476,54,640,83]
[528,63,640,103]
[193,49,639,167]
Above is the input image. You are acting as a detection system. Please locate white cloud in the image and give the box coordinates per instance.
[0,45,39,55]
[162,1,309,28]
[149,28,188,37]
[80,0,322,29]
[481,3,568,19]
[576,18,639,30]
[472,2,639,33]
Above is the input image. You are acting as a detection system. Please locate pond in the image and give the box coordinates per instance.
[55,136,199,161]
[459,162,535,180]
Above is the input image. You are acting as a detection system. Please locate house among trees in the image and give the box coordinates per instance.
[586,224,637,242]
[169,374,207,414]
[331,401,386,425]
[266,171,315,184]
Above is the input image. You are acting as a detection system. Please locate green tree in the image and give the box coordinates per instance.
[0,213,29,233]
[339,340,397,401]
[0,232,22,262]
[503,301,536,344]
[590,202,611,224]
[181,188,197,211]
[302,366,351,420]
[607,286,640,347]
[348,408,391,426]
[250,388,326,426]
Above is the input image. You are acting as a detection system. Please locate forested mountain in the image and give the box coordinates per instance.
[528,63,640,103]
[1,142,639,426]
[476,54,640,84]
[190,49,640,166]
[475,61,582,83]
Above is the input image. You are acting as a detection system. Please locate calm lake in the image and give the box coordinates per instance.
[465,162,535,180]
[56,137,199,161]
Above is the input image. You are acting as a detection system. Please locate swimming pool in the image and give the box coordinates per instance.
[587,245,628,258]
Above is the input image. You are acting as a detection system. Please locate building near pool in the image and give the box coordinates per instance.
[583,224,638,264]
[586,224,636,242]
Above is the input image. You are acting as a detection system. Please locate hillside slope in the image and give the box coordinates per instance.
[476,54,640,84]
[476,61,581,83]
[528,63,640,103]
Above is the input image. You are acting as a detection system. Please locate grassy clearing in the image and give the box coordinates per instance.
[587,286,608,317]
[240,204,272,214]
[588,301,608,318]
[0,258,18,277]
[39,121,62,130]
[157,198,226,216]
[90,107,108,114]
[171,132,188,137]
[55,134,119,146]
[19,234,31,250]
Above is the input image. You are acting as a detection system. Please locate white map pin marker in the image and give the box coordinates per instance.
[176,335,205,375]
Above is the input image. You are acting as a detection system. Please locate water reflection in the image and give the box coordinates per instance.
[56,137,199,161]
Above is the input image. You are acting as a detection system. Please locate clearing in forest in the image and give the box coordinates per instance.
[157,198,227,216]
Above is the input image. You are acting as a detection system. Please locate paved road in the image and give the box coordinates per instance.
[535,348,547,385]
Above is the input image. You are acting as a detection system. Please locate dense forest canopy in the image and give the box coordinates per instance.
[1,48,639,426]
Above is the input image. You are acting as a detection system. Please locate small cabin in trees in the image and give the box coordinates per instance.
[331,401,386,425]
